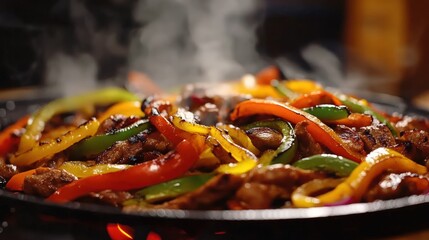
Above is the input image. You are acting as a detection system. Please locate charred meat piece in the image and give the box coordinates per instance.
[88,190,133,207]
[295,121,324,158]
[400,130,429,154]
[234,164,327,209]
[333,125,366,156]
[154,174,243,210]
[0,157,18,179]
[358,124,396,152]
[395,115,429,132]
[97,116,140,134]
[23,168,77,197]
[96,132,172,164]
[363,172,429,202]
[246,127,283,152]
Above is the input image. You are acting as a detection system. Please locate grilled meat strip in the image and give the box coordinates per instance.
[23,168,77,197]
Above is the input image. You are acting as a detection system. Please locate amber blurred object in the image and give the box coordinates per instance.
[345,0,429,104]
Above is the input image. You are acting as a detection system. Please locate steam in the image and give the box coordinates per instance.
[129,0,265,90]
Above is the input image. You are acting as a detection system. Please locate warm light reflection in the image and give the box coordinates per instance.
[106,223,162,240]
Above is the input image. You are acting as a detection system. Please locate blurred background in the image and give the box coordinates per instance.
[1,0,428,108]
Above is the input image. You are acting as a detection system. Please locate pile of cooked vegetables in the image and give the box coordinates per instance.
[1,66,429,211]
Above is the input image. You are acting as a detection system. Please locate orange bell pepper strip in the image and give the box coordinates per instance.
[6,167,48,191]
[290,90,343,109]
[255,65,280,85]
[326,113,373,128]
[230,99,363,162]
[0,115,29,157]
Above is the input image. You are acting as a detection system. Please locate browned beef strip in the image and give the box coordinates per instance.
[363,172,429,202]
[96,132,172,164]
[358,124,396,151]
[88,190,133,207]
[233,164,327,209]
[395,115,429,132]
[97,116,140,134]
[154,174,244,210]
[295,121,324,157]
[400,130,429,154]
[333,125,366,156]
[23,168,77,197]
[0,157,18,179]
[246,127,282,152]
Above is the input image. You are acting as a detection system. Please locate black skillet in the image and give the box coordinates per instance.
[1,94,429,239]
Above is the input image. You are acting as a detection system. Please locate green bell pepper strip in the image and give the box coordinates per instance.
[337,94,397,136]
[302,104,350,121]
[19,87,140,153]
[293,154,358,177]
[271,80,299,99]
[134,173,215,203]
[242,120,297,165]
[69,119,151,159]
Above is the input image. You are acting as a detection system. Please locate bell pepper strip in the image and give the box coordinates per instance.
[6,167,48,191]
[10,119,100,167]
[19,87,139,153]
[290,90,343,109]
[230,99,363,162]
[291,178,344,208]
[242,120,297,165]
[47,139,199,203]
[284,80,323,94]
[134,173,215,203]
[271,80,299,99]
[302,104,350,121]
[255,65,281,85]
[0,115,29,157]
[59,161,132,178]
[69,119,151,159]
[171,114,210,136]
[98,101,144,122]
[337,94,398,136]
[325,113,373,128]
[217,124,260,156]
[292,154,358,177]
[292,148,428,208]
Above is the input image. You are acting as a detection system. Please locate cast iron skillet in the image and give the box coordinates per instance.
[1,93,429,239]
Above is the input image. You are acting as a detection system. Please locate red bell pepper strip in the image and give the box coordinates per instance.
[230,99,363,162]
[47,139,199,203]
[0,115,29,157]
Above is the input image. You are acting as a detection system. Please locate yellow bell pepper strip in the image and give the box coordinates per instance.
[303,104,350,121]
[293,154,358,177]
[10,119,100,167]
[6,167,48,191]
[242,120,297,165]
[337,94,398,136]
[284,80,323,94]
[0,115,29,157]
[230,99,363,163]
[19,87,139,153]
[170,110,259,174]
[134,173,215,203]
[291,178,345,208]
[47,139,199,203]
[290,90,343,109]
[292,148,428,208]
[272,79,299,99]
[69,119,151,159]
[217,124,260,156]
[97,101,144,122]
[59,161,132,178]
